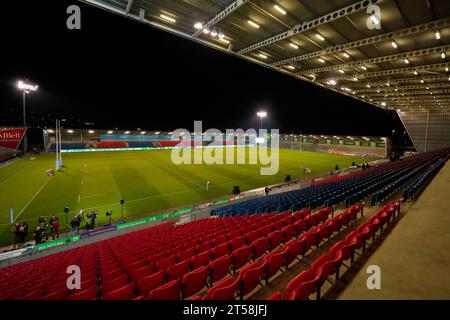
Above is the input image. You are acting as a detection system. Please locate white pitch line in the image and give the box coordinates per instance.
[13,177,52,223]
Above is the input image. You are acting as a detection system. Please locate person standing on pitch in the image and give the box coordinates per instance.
[206,181,210,191]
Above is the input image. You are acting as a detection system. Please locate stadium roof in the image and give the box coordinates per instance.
[80,0,450,112]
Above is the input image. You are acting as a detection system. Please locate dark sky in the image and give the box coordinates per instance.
[0,0,406,136]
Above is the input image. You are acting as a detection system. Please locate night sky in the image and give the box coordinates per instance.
[0,0,406,137]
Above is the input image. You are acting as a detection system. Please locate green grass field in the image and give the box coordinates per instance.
[0,148,374,246]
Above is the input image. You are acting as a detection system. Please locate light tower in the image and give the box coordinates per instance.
[257,111,267,129]
[17,80,38,153]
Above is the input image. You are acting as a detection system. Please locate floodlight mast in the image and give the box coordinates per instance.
[257,111,267,130]
[17,80,38,153]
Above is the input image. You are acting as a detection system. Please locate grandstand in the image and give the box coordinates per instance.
[1,0,450,304]
[43,128,387,157]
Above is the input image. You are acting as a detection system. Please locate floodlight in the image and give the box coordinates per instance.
[257,111,267,118]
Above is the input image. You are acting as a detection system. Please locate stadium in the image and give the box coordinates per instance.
[0,0,450,308]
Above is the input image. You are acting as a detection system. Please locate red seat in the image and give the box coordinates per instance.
[181,265,209,299]
[102,273,129,293]
[103,282,135,300]
[258,225,272,237]
[285,271,316,300]
[155,255,176,271]
[370,218,382,240]
[294,208,310,220]
[237,261,264,299]
[302,230,318,252]
[148,280,180,300]
[290,269,321,300]
[196,240,213,254]
[97,141,127,149]
[124,259,146,273]
[130,265,153,284]
[281,216,293,226]
[40,288,68,300]
[214,235,229,246]
[281,225,296,243]
[267,291,283,300]
[228,230,241,239]
[268,230,283,251]
[100,263,122,275]
[167,260,190,282]
[317,224,331,245]
[147,252,166,265]
[204,276,238,300]
[67,286,98,300]
[101,268,125,282]
[210,242,229,259]
[305,215,317,228]
[293,219,307,236]
[80,276,98,290]
[177,248,196,262]
[263,249,285,284]
[250,237,269,261]
[284,239,304,268]
[270,220,282,231]
[285,270,310,299]
[244,230,258,244]
[309,253,336,297]
[231,245,252,273]
[190,251,211,270]
[230,236,246,251]
[209,255,232,285]
[325,218,341,234]
[138,270,165,296]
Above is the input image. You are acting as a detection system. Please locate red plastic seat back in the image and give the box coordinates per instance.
[103,283,135,300]
[209,255,232,284]
[263,249,285,280]
[190,251,211,270]
[181,265,209,298]
[238,262,263,297]
[205,277,238,300]
[251,237,269,260]
[138,270,165,296]
[167,260,190,282]
[148,280,180,300]
[102,273,129,293]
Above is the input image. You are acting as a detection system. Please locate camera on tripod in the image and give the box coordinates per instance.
[87,211,98,219]
[105,210,112,217]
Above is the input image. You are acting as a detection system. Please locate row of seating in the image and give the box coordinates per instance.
[188,203,365,300]
[213,150,448,216]
[93,207,338,300]
[48,140,237,150]
[403,155,449,201]
[370,153,446,205]
[0,205,355,300]
[269,199,402,300]
[48,143,87,151]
